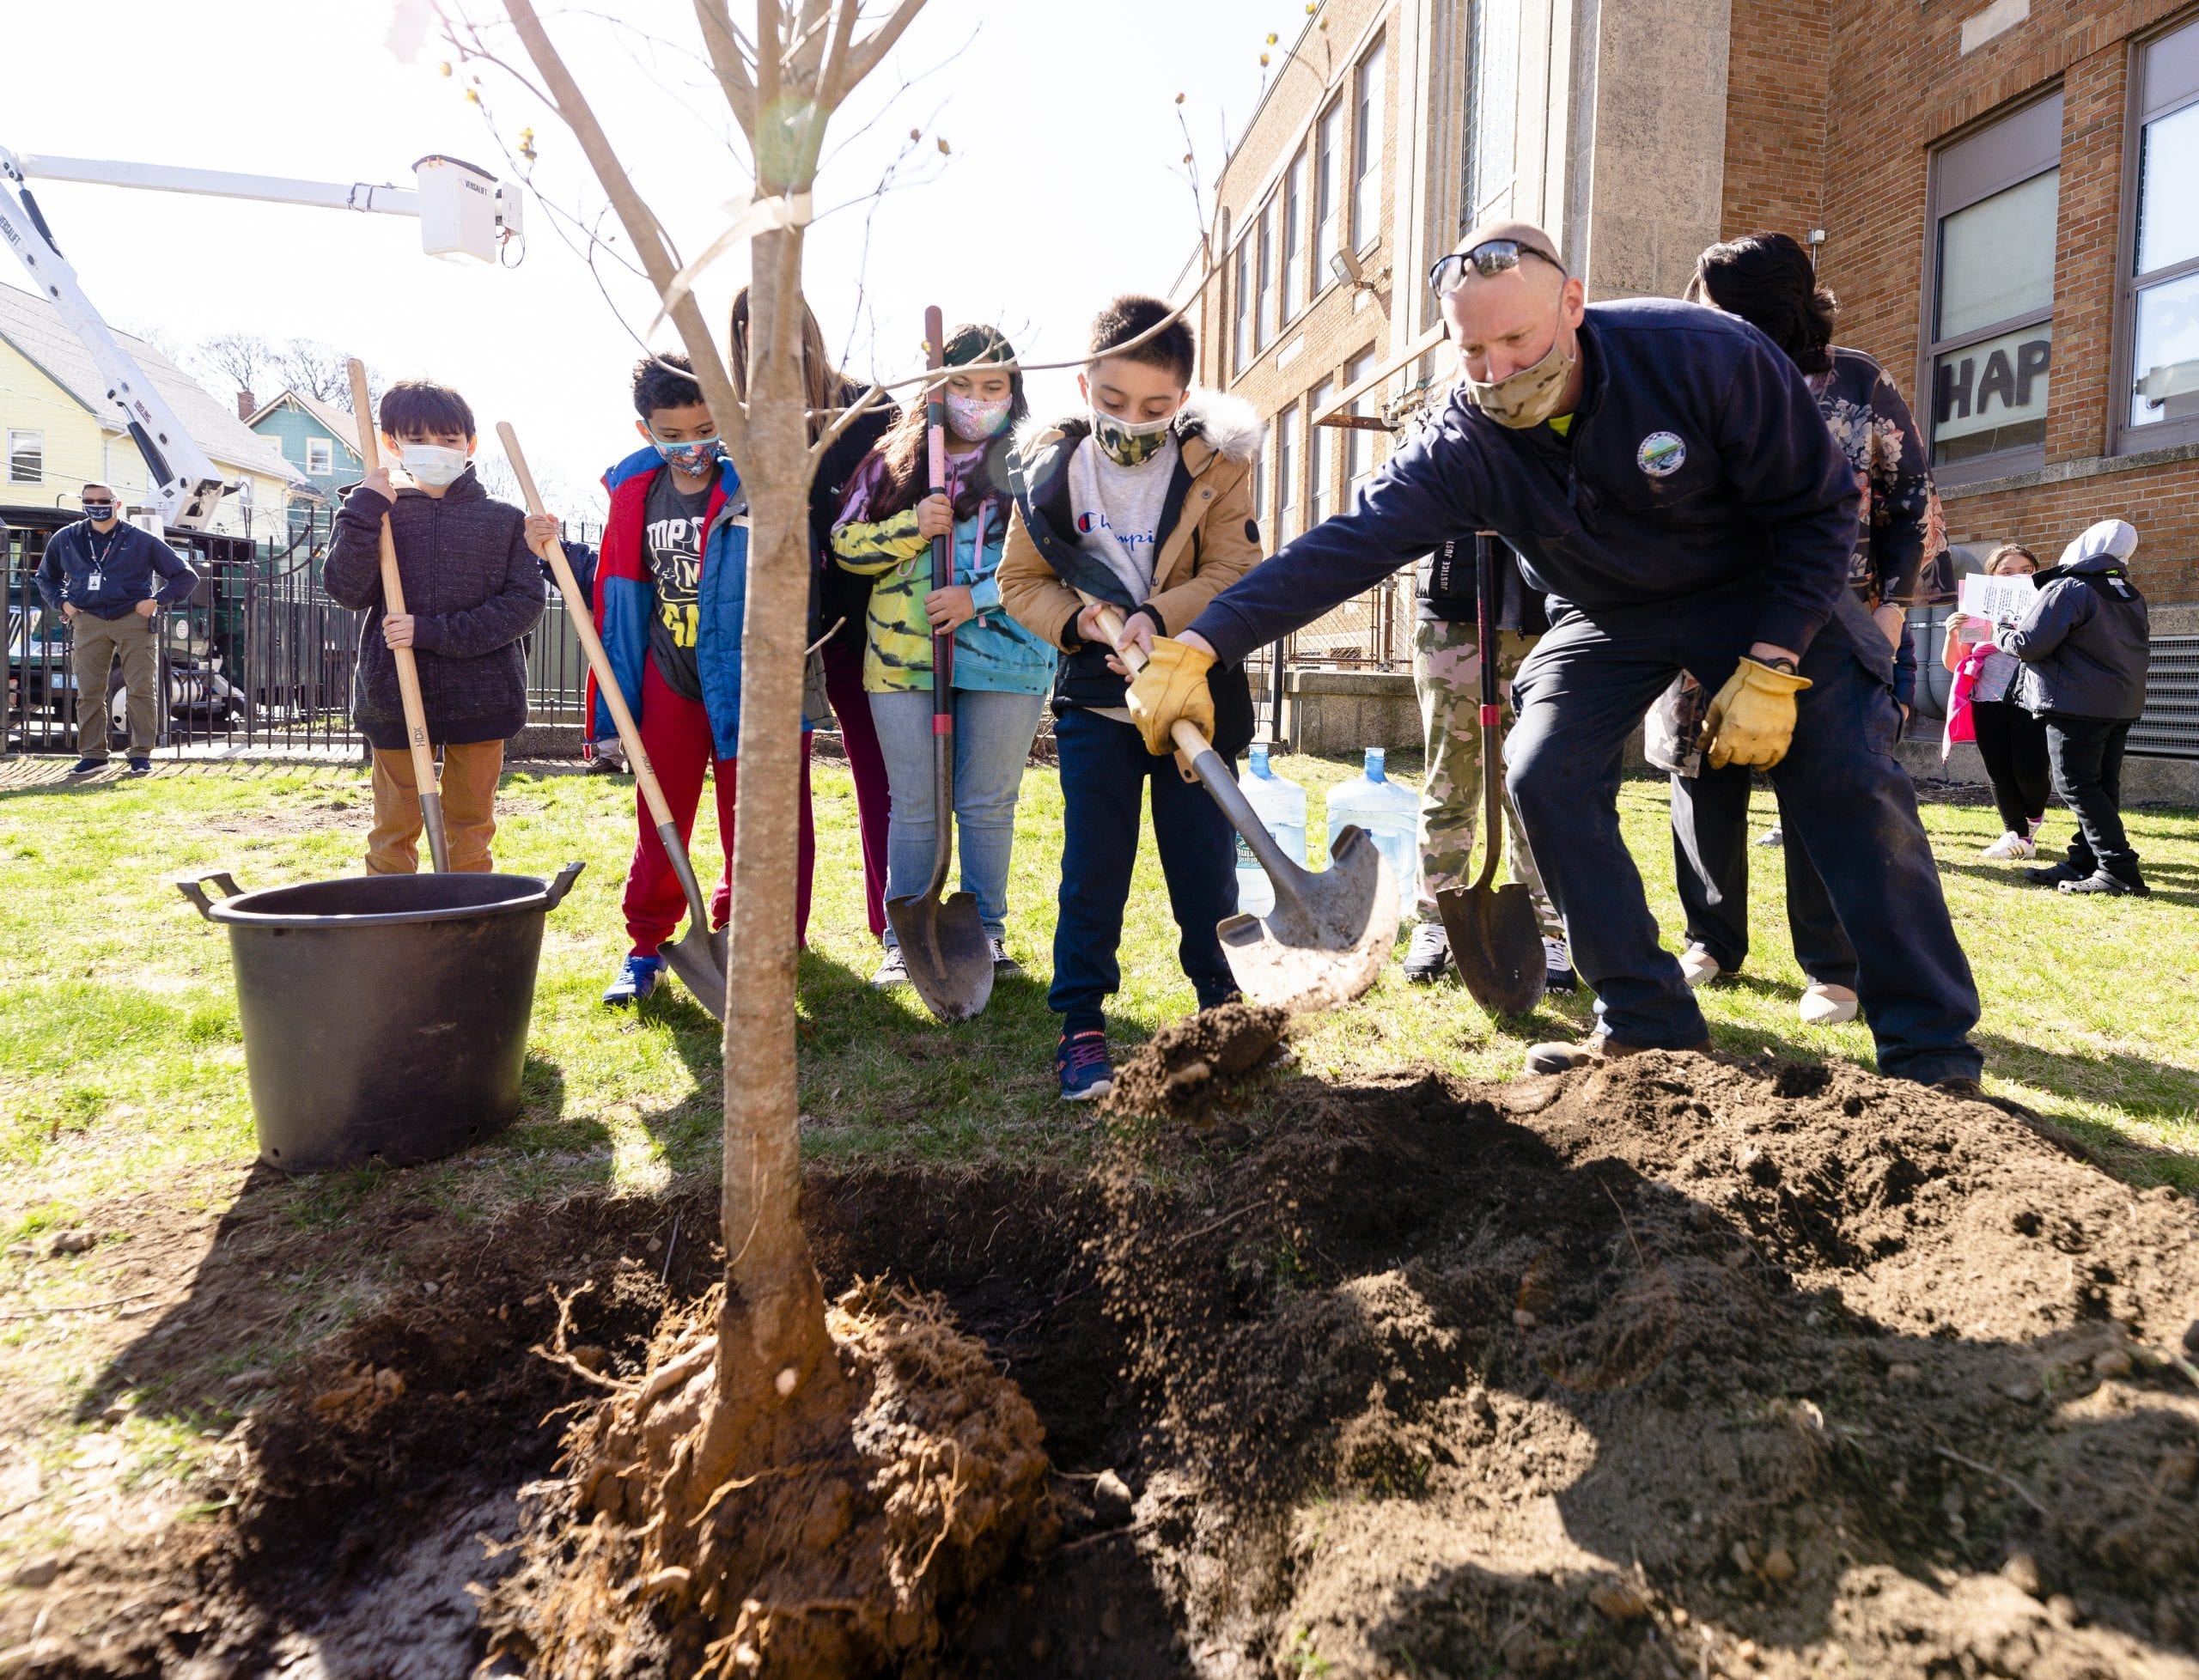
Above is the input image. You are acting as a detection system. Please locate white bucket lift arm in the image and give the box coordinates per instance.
[0,150,229,529]
[0,147,523,532]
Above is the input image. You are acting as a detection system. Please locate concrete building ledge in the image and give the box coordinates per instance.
[1940,438,2199,502]
[1898,737,2197,807]
[1284,668,1416,697]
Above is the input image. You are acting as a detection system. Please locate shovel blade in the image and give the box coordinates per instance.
[886,888,995,1022]
[659,922,730,1020]
[1220,825,1400,1014]
[1438,881,1547,1015]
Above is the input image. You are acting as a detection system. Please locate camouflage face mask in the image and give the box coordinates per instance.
[1091,407,1174,467]
[1461,332,1575,429]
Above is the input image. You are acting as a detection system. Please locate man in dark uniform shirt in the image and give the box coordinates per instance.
[1118,221,1982,1088]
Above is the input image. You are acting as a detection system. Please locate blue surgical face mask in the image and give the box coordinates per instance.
[653,435,722,478]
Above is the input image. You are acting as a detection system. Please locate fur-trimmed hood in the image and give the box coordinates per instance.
[1012,387,1262,468]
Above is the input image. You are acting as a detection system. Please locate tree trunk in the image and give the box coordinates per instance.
[711,218,837,1423]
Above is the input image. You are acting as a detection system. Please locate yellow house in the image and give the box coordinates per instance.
[0,280,308,539]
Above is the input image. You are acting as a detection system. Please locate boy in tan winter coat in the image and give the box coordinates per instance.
[997,295,1264,1100]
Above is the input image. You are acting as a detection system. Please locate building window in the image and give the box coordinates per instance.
[306,436,334,475]
[1255,201,1275,354]
[1314,101,1343,271]
[1281,150,1306,321]
[1308,396,1332,528]
[1467,0,1519,229]
[1275,407,1298,542]
[1344,349,1383,511]
[7,430,41,484]
[1351,36,1386,253]
[1925,94,2062,474]
[1233,225,1252,378]
[2124,17,2199,444]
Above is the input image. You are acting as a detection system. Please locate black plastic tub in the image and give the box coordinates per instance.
[179,864,584,1172]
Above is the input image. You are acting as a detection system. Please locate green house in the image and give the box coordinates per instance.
[243,388,362,528]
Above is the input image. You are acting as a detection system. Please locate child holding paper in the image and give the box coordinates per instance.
[1943,543,2049,859]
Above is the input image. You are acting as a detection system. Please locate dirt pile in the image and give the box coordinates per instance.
[1103,1002,1289,1123]
[1097,1051,2199,1677]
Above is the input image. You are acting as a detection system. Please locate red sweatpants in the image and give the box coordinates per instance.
[623,658,813,955]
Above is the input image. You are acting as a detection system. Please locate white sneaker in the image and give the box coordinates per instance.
[1799,982,1858,1026]
[1981,831,2036,860]
[1678,946,1721,988]
[990,937,1023,976]
[870,947,908,988]
[1755,824,1785,848]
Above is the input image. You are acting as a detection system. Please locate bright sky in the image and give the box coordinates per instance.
[4,0,1309,521]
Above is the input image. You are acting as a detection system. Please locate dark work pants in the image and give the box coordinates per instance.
[2042,714,2140,882]
[1971,699,2050,836]
[1049,707,1239,1034]
[1506,583,1981,1084]
[1670,764,1858,989]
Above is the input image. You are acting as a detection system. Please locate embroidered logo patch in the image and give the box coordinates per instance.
[1637,431,1686,478]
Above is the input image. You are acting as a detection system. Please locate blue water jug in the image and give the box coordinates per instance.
[1325,747,1418,916]
[1234,744,1308,919]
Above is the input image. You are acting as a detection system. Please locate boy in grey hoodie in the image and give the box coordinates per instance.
[1998,518,2152,895]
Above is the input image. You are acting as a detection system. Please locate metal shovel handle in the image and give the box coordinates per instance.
[497,423,713,938]
[922,305,957,903]
[1470,531,1505,895]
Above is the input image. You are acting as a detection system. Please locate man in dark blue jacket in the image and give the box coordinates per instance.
[34,483,198,775]
[1122,221,1982,1087]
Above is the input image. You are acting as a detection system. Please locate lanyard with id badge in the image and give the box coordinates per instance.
[83,524,119,596]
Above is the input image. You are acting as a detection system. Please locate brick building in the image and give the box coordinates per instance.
[1198,0,2198,764]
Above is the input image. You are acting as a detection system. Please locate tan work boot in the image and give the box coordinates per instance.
[1523,1030,1712,1076]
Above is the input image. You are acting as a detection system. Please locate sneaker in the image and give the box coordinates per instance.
[603,953,664,1007]
[990,937,1023,975]
[1403,920,1452,983]
[66,757,106,776]
[1523,1030,1712,1076]
[1542,935,1577,994]
[2058,870,2149,897]
[1980,831,2035,860]
[126,756,152,776]
[1798,982,1859,1026]
[1678,946,1721,988]
[1056,1029,1114,1101]
[1756,824,1784,848]
[870,947,909,988]
[2024,861,2085,888]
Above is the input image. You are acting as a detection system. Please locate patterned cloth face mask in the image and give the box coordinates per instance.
[1091,406,1175,468]
[653,435,722,478]
[1459,335,1575,429]
[945,392,1013,443]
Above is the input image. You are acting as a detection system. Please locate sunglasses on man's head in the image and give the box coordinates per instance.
[1427,240,1563,299]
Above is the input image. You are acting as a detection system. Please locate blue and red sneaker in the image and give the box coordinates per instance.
[1055,1029,1114,1103]
[603,953,665,1007]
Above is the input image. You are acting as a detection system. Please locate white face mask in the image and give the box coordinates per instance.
[400,443,470,488]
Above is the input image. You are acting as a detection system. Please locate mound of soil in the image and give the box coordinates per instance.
[1104,1003,1289,1123]
[1097,1052,2199,1677]
[6,1054,2196,1679]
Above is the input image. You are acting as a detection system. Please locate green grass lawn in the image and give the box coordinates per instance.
[1,747,2195,1251]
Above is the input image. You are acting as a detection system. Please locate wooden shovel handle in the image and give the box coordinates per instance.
[348,358,446,871]
[494,423,680,836]
[1079,593,1215,764]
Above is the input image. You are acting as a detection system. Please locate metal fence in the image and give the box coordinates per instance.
[4,508,600,760]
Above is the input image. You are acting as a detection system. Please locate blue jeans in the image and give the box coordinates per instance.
[1049,707,1240,1034]
[870,686,1045,943]
[1507,582,1980,1084]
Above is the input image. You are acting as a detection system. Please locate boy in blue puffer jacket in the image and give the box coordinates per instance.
[594,352,814,1003]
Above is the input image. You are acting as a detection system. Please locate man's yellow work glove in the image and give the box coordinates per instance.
[1125,636,1216,758]
[1699,657,1812,769]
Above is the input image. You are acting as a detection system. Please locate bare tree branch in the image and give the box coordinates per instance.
[501,0,750,463]
[843,0,929,93]
[691,0,758,133]
[813,0,860,107]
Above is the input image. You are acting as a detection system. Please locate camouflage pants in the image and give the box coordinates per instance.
[1414,616,1561,934]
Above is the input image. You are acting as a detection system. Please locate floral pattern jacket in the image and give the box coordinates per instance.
[1808,346,1952,611]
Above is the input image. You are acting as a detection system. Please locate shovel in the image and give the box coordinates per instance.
[1436,532,1547,1014]
[348,358,448,873]
[496,423,730,1020]
[1083,595,1398,1014]
[882,307,995,1023]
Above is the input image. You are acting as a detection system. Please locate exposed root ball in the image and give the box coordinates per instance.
[483,1280,1055,1677]
[1105,1001,1288,1122]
